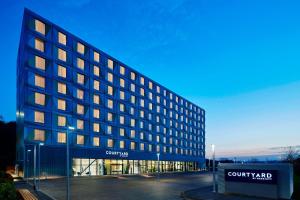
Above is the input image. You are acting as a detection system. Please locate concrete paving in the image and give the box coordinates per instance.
[39,172,213,200]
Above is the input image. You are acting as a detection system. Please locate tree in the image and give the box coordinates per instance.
[283,146,300,163]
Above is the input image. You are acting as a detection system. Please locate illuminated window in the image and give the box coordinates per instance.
[106,72,113,83]
[58,48,67,62]
[57,82,66,94]
[119,128,125,136]
[94,66,100,76]
[120,140,125,149]
[157,86,160,93]
[34,75,45,88]
[130,119,135,127]
[35,56,45,70]
[34,92,45,106]
[149,144,152,152]
[34,111,44,123]
[119,116,124,124]
[140,110,144,118]
[140,132,144,140]
[94,80,100,91]
[58,32,66,45]
[77,42,85,54]
[130,142,135,150]
[130,84,135,92]
[57,132,66,143]
[130,130,135,138]
[93,137,100,146]
[57,99,66,110]
[140,143,144,151]
[108,59,113,70]
[77,58,84,70]
[140,99,144,107]
[77,119,84,130]
[107,139,113,148]
[58,65,66,78]
[120,78,125,87]
[140,88,144,96]
[140,77,144,85]
[130,72,136,80]
[77,104,84,115]
[77,135,84,145]
[107,99,113,109]
[34,129,45,141]
[156,135,160,143]
[35,38,44,52]
[77,73,84,85]
[107,86,113,96]
[156,145,160,152]
[35,19,45,35]
[93,123,100,132]
[107,126,112,134]
[107,112,113,121]
[120,91,125,100]
[119,103,124,112]
[57,115,66,127]
[120,66,125,75]
[149,81,153,89]
[93,94,100,104]
[94,51,100,62]
[149,134,152,141]
[93,109,100,119]
[77,89,84,100]
[131,95,135,104]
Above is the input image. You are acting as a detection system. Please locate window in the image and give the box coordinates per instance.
[149,134,152,141]
[77,58,84,70]
[93,137,100,146]
[107,112,113,121]
[34,111,44,123]
[77,73,84,85]
[57,115,66,127]
[58,48,67,62]
[120,141,125,149]
[140,99,144,107]
[140,88,144,96]
[94,66,100,76]
[149,81,153,89]
[34,129,45,141]
[77,119,84,130]
[108,72,113,83]
[107,86,113,96]
[35,92,45,106]
[157,86,160,93]
[77,42,85,54]
[130,130,135,138]
[119,128,125,136]
[77,135,84,145]
[130,142,135,150]
[35,38,44,52]
[130,84,135,92]
[34,75,45,88]
[94,80,100,91]
[58,82,67,94]
[149,144,152,152]
[140,132,144,139]
[35,19,45,35]
[107,99,113,109]
[77,89,84,100]
[119,103,124,112]
[57,132,66,143]
[58,32,66,45]
[107,139,113,148]
[140,143,144,151]
[58,65,66,78]
[119,116,125,124]
[156,145,160,152]
[120,78,125,87]
[35,56,45,70]
[107,126,112,134]
[120,91,125,100]
[77,104,84,115]
[57,99,66,110]
[130,119,135,127]
[93,95,100,104]
[120,66,125,75]
[94,51,100,62]
[108,59,113,70]
[131,95,135,104]
[93,123,100,132]
[130,72,136,80]
[140,77,144,85]
[93,109,100,119]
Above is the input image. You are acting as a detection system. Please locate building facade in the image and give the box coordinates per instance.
[17,9,206,177]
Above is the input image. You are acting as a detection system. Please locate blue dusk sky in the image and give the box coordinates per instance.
[0,0,299,158]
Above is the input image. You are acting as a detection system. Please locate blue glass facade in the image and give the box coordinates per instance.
[17,9,205,176]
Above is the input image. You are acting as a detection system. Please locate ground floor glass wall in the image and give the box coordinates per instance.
[72,158,199,176]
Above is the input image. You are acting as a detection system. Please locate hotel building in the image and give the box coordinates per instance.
[16,9,205,176]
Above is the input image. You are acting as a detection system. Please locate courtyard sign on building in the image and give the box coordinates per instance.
[225,169,277,184]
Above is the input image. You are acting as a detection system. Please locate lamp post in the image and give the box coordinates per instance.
[211,144,216,193]
[38,142,44,190]
[67,126,75,200]
[26,149,31,183]
[157,153,160,181]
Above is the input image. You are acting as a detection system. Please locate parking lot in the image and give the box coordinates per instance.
[39,172,212,200]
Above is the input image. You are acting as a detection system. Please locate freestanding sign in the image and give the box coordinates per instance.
[225,169,277,184]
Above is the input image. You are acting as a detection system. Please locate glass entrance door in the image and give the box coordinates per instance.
[110,164,122,175]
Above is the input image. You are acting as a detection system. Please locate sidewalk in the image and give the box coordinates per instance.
[181,186,271,200]
[14,181,54,200]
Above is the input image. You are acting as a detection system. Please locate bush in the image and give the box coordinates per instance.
[0,181,17,200]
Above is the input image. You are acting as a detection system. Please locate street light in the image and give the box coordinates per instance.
[67,126,75,200]
[211,144,216,193]
[157,153,160,181]
[38,142,44,190]
[26,149,31,183]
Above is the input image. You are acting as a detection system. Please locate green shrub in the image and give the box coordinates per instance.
[0,181,17,200]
